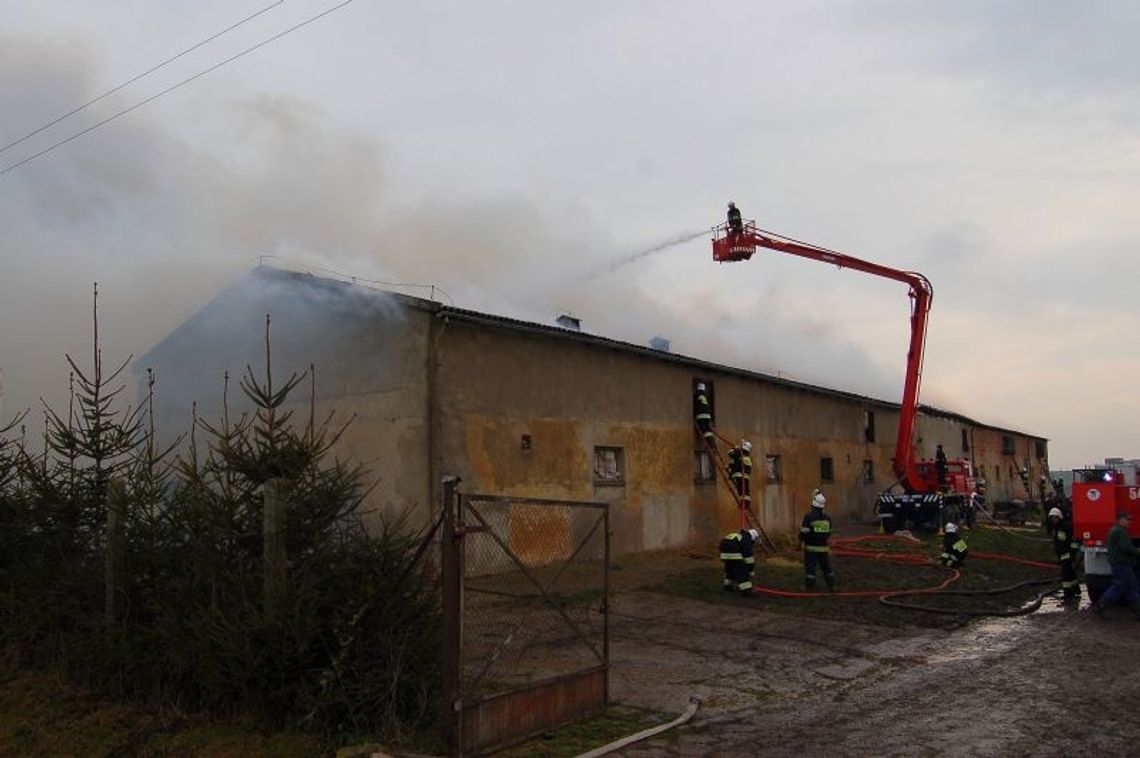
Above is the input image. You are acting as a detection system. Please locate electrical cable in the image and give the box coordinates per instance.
[257,254,455,306]
[0,0,287,157]
[0,0,353,180]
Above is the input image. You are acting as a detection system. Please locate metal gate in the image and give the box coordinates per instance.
[441,478,609,755]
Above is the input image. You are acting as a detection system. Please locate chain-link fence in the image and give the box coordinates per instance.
[440,481,609,755]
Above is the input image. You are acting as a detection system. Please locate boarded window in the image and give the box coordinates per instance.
[1001,435,1015,455]
[694,450,714,483]
[593,446,625,484]
[820,457,834,483]
[864,410,876,443]
[765,454,782,483]
[961,428,969,453]
[861,459,874,484]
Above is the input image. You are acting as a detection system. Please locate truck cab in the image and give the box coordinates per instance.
[1072,467,1140,601]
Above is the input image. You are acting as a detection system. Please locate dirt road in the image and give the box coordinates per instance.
[605,589,1139,756]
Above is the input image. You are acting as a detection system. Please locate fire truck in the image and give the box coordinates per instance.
[711,216,972,530]
[1071,466,1140,601]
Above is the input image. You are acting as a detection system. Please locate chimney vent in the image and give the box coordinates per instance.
[556,314,581,331]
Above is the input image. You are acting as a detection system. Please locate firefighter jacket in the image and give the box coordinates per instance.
[799,508,832,553]
[727,448,753,482]
[727,206,742,230]
[941,532,968,567]
[1050,518,1079,561]
[694,388,712,423]
[719,531,757,566]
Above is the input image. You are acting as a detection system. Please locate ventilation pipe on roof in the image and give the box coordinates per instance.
[556,314,581,331]
[648,336,671,352]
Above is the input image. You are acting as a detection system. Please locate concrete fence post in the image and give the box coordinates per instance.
[263,477,287,617]
[440,475,462,756]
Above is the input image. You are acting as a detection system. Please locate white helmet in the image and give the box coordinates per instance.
[696,382,706,391]
[741,439,752,453]
[812,492,826,509]
[748,529,759,540]
[945,522,959,534]
[1048,507,1063,519]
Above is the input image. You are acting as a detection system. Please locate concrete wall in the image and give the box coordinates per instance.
[140,270,1049,555]
[140,270,435,531]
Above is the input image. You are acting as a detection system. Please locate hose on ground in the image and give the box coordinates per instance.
[750,534,1058,616]
[574,695,702,758]
[879,578,1059,617]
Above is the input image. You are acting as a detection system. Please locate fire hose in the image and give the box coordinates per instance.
[574,696,702,758]
[750,535,1059,616]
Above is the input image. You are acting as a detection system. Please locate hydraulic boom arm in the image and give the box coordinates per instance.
[712,220,933,492]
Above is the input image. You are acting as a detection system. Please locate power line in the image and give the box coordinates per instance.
[0,0,287,157]
[0,0,353,180]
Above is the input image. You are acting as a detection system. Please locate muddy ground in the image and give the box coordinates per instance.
[594,537,1140,757]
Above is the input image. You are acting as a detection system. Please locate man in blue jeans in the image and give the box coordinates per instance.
[1093,511,1140,619]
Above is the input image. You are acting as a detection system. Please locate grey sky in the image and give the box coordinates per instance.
[1,1,1137,468]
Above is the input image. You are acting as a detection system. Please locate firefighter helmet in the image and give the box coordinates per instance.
[1048,507,1063,519]
[728,201,736,209]
[748,529,759,540]
[945,522,959,534]
[696,382,706,391]
[741,439,752,453]
[812,492,826,509]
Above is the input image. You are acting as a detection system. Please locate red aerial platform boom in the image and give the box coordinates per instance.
[712,219,934,492]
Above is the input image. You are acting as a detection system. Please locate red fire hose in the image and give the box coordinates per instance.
[750,534,1057,614]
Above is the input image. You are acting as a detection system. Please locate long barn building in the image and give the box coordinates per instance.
[139,266,1048,555]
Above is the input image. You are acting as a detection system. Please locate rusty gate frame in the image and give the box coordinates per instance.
[441,478,610,756]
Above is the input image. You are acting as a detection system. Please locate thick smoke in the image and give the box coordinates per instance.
[0,33,894,423]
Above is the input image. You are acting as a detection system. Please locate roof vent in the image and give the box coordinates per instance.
[648,336,671,352]
[556,314,581,332]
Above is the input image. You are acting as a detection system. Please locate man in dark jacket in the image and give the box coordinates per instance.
[726,439,753,512]
[727,201,743,235]
[799,491,835,591]
[1047,506,1081,602]
[720,529,758,595]
[940,522,968,568]
[1093,512,1140,619]
[694,382,715,451]
[935,444,948,492]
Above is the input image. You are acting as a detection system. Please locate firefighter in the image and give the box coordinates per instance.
[1047,506,1080,602]
[940,522,968,568]
[799,491,835,591]
[694,382,715,450]
[1092,512,1140,619]
[726,201,743,235]
[720,528,758,595]
[727,439,753,512]
[934,444,948,492]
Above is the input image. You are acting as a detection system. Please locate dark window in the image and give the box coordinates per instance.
[1034,441,1046,460]
[961,428,969,453]
[861,460,874,484]
[820,456,834,483]
[694,450,714,483]
[593,446,625,484]
[995,465,1001,481]
[765,454,782,483]
[1001,435,1015,455]
[864,410,876,443]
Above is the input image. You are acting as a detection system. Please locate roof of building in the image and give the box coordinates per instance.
[139,265,1046,441]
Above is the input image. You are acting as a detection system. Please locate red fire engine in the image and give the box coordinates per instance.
[1071,466,1140,600]
[711,217,972,529]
